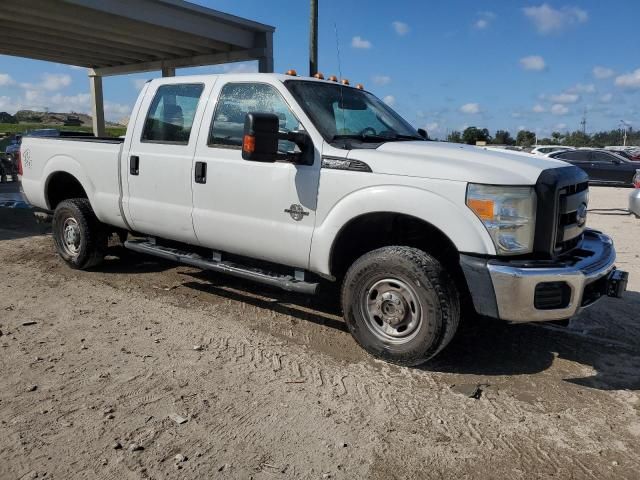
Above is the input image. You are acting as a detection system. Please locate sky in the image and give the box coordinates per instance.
[1,1,639,138]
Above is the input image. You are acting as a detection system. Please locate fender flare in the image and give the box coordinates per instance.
[43,155,95,210]
[309,185,495,276]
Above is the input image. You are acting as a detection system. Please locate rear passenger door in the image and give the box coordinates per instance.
[125,82,208,243]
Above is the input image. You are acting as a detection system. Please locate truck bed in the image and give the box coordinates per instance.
[20,136,127,229]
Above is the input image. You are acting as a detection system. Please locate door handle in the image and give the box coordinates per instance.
[130,155,140,175]
[194,161,207,184]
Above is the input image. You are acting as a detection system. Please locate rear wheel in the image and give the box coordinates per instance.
[341,246,460,366]
[52,199,107,270]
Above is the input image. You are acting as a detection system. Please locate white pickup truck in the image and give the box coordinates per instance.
[20,72,628,366]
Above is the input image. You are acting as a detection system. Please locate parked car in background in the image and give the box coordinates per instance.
[606,149,640,163]
[530,145,575,156]
[630,171,640,217]
[549,149,639,187]
[3,129,93,181]
[605,146,640,161]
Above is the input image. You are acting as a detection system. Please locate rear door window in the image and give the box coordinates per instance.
[142,84,204,144]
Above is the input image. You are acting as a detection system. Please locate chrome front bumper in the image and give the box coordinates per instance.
[487,230,621,322]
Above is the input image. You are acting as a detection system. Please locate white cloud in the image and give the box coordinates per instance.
[383,95,395,106]
[132,78,148,90]
[20,73,72,92]
[391,21,410,36]
[554,123,568,130]
[351,36,372,49]
[567,83,595,94]
[532,104,546,113]
[425,122,440,132]
[0,73,15,87]
[593,66,614,79]
[614,68,640,89]
[551,103,569,115]
[41,73,72,91]
[520,55,546,71]
[474,11,496,30]
[549,92,579,103]
[523,4,588,35]
[460,103,481,114]
[372,75,391,86]
[599,93,613,103]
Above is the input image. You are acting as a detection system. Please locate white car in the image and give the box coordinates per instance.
[18,72,628,365]
[530,145,575,156]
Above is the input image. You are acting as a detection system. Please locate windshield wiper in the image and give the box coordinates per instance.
[331,134,389,143]
[331,133,423,143]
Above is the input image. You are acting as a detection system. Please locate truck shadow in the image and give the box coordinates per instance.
[181,269,640,392]
[424,290,640,391]
[0,208,50,241]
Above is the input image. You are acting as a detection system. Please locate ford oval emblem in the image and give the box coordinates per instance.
[576,202,588,227]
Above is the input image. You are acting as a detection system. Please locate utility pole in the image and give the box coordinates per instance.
[309,0,318,76]
[580,108,587,135]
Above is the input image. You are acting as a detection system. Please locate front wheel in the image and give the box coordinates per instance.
[341,246,460,366]
[52,199,107,270]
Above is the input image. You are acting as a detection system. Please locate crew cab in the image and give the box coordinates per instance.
[19,73,628,366]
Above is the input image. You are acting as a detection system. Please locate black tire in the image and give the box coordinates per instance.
[341,246,460,366]
[52,199,107,270]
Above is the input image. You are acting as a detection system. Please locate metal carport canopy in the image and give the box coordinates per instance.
[0,0,275,135]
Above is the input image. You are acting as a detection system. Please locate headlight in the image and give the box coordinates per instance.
[466,184,536,255]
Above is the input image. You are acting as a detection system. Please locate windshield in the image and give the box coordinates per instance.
[285,80,421,146]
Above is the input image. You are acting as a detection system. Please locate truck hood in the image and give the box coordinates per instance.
[346,141,568,185]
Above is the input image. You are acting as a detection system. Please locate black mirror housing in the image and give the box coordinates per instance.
[417,128,428,140]
[242,112,279,162]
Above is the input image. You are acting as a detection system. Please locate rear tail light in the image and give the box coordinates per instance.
[16,149,23,176]
[634,170,640,189]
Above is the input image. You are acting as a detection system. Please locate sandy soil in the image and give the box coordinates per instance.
[0,184,639,479]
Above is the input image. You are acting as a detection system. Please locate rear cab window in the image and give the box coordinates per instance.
[141,84,204,144]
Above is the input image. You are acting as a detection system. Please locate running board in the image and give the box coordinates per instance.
[124,239,318,294]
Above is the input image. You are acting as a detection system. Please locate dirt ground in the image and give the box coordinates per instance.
[1,184,639,480]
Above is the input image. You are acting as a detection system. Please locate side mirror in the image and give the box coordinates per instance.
[242,112,279,162]
[417,128,428,140]
[612,158,621,164]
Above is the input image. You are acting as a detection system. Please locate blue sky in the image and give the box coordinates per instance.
[1,1,639,138]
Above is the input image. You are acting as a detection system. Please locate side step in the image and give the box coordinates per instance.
[124,239,318,294]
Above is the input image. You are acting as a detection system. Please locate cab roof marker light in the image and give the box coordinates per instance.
[341,79,350,85]
[285,69,297,76]
[313,72,324,79]
[328,75,338,82]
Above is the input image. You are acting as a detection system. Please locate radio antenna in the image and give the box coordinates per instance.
[334,22,345,133]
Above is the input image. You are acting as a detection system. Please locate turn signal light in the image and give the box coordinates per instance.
[341,79,350,85]
[242,134,255,153]
[285,69,297,76]
[313,72,324,79]
[467,198,495,221]
[328,75,338,82]
[356,83,364,90]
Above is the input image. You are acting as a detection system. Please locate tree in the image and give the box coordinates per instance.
[446,130,462,143]
[551,131,564,145]
[462,126,491,145]
[493,130,514,145]
[516,130,536,147]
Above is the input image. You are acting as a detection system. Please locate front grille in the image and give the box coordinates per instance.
[534,166,590,258]
[555,181,589,253]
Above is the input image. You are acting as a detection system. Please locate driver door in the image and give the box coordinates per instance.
[191,81,321,268]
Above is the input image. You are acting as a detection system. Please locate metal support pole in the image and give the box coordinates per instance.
[161,66,175,77]
[258,31,274,73]
[309,0,318,76]
[89,73,105,137]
